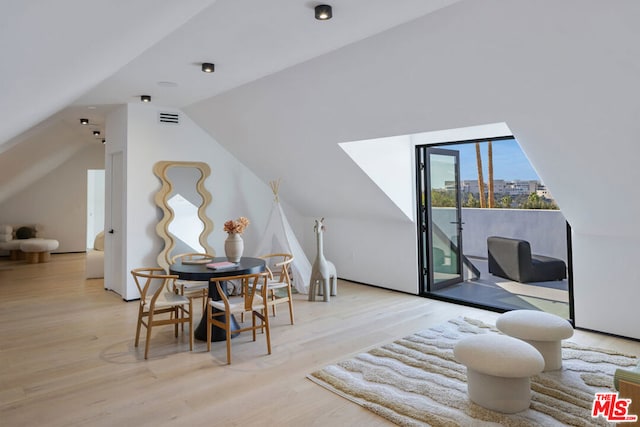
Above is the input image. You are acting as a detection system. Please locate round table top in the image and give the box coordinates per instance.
[169,256,266,281]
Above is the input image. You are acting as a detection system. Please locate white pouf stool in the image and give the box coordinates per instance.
[0,239,24,260]
[454,334,544,413]
[20,239,59,263]
[496,310,574,371]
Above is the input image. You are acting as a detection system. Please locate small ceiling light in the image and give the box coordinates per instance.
[315,4,332,20]
[201,63,215,73]
[141,95,151,103]
[80,118,89,125]
[102,139,106,144]
[93,130,101,136]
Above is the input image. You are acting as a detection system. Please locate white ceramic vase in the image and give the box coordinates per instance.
[224,232,244,262]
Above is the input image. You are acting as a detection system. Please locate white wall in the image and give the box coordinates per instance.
[110,103,287,300]
[0,144,105,253]
[186,1,640,338]
[307,217,418,294]
[460,208,568,261]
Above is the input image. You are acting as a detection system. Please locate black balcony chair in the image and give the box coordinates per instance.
[487,236,566,283]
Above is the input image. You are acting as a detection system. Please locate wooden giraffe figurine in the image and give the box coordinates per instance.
[308,218,337,302]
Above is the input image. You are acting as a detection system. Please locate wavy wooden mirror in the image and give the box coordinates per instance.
[153,160,214,271]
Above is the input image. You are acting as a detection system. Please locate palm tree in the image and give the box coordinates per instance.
[475,142,486,208]
[487,140,494,208]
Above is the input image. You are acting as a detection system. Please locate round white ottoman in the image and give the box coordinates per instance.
[20,239,59,263]
[0,240,24,260]
[454,334,544,413]
[496,310,574,371]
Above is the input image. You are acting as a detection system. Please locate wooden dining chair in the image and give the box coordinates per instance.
[206,271,271,364]
[131,267,193,359]
[170,252,215,312]
[257,253,295,325]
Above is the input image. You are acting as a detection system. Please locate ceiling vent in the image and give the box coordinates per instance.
[158,112,180,125]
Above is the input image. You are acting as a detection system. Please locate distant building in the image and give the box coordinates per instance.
[451,179,553,199]
[536,184,554,201]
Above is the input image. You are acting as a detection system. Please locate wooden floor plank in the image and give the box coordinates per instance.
[1,253,638,426]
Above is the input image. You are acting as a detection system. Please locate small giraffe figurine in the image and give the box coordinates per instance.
[309,218,337,301]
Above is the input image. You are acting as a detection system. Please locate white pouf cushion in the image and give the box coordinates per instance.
[454,334,544,413]
[86,250,104,278]
[496,310,574,371]
[19,239,59,263]
[20,239,59,253]
[0,240,23,250]
[86,232,105,279]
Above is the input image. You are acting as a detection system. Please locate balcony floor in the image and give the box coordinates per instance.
[430,256,570,319]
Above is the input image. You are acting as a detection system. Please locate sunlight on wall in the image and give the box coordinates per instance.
[338,122,513,222]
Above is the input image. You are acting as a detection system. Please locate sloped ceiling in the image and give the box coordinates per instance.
[2,0,639,237]
[0,0,217,150]
[0,0,460,204]
[185,0,640,237]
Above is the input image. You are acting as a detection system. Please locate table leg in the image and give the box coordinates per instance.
[193,280,240,342]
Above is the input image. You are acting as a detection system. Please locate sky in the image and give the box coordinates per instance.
[453,138,541,182]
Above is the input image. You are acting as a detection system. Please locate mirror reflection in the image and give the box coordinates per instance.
[153,161,214,271]
[166,166,205,256]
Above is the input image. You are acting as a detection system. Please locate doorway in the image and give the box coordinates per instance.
[105,151,125,298]
[417,147,465,291]
[415,138,574,321]
[86,169,105,248]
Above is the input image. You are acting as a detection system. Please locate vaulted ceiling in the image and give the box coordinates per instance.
[2,0,640,239]
[0,0,460,203]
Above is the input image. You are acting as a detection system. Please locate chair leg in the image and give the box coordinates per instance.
[252,312,257,341]
[225,311,232,365]
[144,312,154,359]
[188,301,193,351]
[263,309,271,355]
[135,306,144,347]
[287,287,294,325]
[180,288,185,332]
[174,307,179,338]
[206,302,212,352]
[270,289,277,317]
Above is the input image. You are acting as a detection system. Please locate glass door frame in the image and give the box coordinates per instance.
[416,146,464,293]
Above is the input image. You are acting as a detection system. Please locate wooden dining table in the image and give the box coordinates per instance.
[169,256,266,342]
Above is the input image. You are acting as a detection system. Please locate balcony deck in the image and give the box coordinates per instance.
[431,256,570,318]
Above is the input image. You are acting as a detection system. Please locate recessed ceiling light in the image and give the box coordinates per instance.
[201,63,215,73]
[102,139,106,144]
[141,95,151,103]
[80,118,89,125]
[315,4,332,20]
[93,130,101,136]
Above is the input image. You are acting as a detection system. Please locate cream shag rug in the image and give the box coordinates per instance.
[308,317,638,426]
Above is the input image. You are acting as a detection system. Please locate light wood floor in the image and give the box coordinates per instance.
[1,253,638,426]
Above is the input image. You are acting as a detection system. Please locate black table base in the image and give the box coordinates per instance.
[195,279,242,342]
[194,309,240,342]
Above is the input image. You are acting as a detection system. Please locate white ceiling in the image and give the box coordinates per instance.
[0,0,459,152]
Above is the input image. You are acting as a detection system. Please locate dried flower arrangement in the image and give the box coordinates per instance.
[223,216,250,234]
